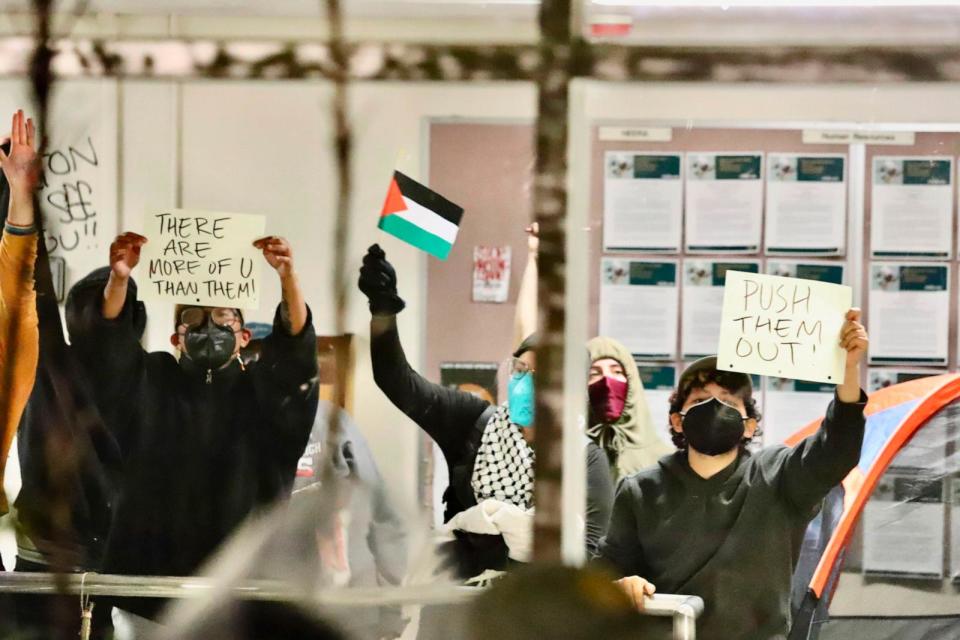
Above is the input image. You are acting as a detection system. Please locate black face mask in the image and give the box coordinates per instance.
[182,320,238,376]
[680,397,747,456]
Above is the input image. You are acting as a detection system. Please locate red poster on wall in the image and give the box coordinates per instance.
[472,246,511,303]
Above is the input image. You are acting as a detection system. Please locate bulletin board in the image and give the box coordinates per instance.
[422,120,960,444]
[591,124,960,444]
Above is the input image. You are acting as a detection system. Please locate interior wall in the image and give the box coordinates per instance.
[425,122,535,379]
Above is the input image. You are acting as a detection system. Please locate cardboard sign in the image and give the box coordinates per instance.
[717,271,852,384]
[138,209,266,309]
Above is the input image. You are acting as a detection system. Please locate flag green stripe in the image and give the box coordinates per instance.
[379,214,453,260]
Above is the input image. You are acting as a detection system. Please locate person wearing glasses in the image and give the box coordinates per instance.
[64,232,318,635]
[358,244,614,581]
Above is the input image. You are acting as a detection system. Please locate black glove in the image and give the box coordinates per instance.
[359,244,406,316]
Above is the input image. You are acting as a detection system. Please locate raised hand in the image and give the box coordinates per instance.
[840,308,868,368]
[358,243,405,316]
[109,232,147,280]
[0,109,39,193]
[253,236,296,280]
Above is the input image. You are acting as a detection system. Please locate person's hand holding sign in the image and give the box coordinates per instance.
[837,308,868,404]
[103,232,147,319]
[254,236,307,335]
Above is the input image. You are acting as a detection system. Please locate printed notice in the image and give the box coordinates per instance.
[635,362,677,448]
[868,368,943,393]
[717,271,852,384]
[599,259,678,360]
[863,471,946,579]
[765,154,847,256]
[682,260,761,359]
[603,152,683,252]
[762,378,834,445]
[871,157,953,259]
[139,209,266,309]
[868,263,949,366]
[685,152,763,254]
[767,260,845,286]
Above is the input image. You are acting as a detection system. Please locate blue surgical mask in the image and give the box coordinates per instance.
[508,372,535,428]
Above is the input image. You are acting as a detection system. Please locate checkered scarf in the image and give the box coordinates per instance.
[471,403,535,510]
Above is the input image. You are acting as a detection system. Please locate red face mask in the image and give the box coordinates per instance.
[588,376,629,424]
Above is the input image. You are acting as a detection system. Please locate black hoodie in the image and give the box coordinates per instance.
[66,268,319,619]
[597,392,866,640]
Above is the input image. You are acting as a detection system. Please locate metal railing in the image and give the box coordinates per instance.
[0,572,704,639]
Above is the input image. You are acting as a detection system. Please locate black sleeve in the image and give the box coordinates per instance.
[66,279,146,430]
[777,390,867,517]
[254,304,320,470]
[595,477,648,577]
[585,442,614,558]
[370,315,490,456]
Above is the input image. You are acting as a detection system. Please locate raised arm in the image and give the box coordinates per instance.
[360,244,490,455]
[67,234,150,408]
[778,308,868,515]
[0,109,40,514]
[253,236,318,468]
[254,236,307,335]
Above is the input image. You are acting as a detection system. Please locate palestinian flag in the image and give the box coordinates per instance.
[379,171,464,260]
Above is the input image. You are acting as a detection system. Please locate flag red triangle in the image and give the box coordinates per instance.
[380,177,407,218]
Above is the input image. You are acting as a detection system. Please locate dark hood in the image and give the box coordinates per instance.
[65,266,147,341]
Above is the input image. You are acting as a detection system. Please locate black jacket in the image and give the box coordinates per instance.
[15,270,124,569]
[598,393,866,640]
[66,269,319,619]
[370,316,613,566]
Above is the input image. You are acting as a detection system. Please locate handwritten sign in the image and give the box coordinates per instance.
[717,271,851,384]
[2,80,120,293]
[138,209,266,309]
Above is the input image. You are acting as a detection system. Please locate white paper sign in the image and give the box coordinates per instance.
[765,154,847,256]
[717,271,852,384]
[138,209,266,309]
[603,152,682,252]
[599,259,678,360]
[685,152,763,254]
[871,157,953,259]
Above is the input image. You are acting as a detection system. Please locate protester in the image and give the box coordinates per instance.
[359,244,613,577]
[65,232,318,633]
[0,111,123,640]
[587,336,672,481]
[598,309,868,640]
[517,225,670,481]
[0,110,40,546]
[0,110,41,637]
[292,400,408,639]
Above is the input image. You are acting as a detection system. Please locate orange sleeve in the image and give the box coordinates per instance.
[0,229,39,514]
